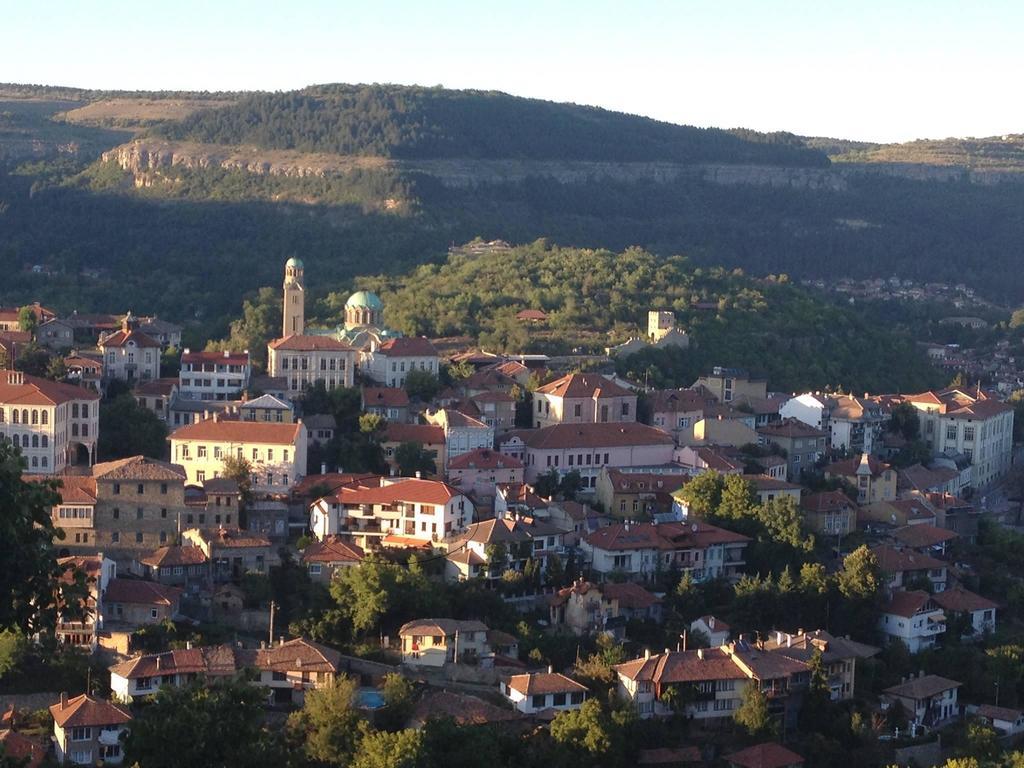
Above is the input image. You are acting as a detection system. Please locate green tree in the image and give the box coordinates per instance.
[734,682,773,739]
[352,726,425,768]
[404,369,440,402]
[379,672,415,732]
[677,471,724,518]
[0,440,62,633]
[395,442,436,477]
[559,470,584,501]
[221,455,254,509]
[718,474,757,521]
[533,468,561,499]
[16,306,36,334]
[207,286,280,370]
[889,401,921,441]
[44,356,67,381]
[549,698,626,763]
[330,556,442,637]
[359,412,386,435]
[125,678,284,768]
[0,629,28,679]
[837,545,881,601]
[287,676,363,766]
[97,393,168,460]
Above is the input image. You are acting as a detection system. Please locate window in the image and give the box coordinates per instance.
[150,608,158,619]
[553,692,567,706]
[309,564,322,576]
[113,483,120,495]
[160,483,168,495]
[621,402,630,417]
[111,531,120,543]
[137,483,144,494]
[137,508,144,520]
[570,692,584,704]
[946,425,957,441]
[159,531,167,544]
[197,446,207,458]
[136,532,144,543]
[112,507,120,519]
[531,694,546,709]
[197,471,206,482]
[964,426,976,442]
[71,726,92,741]
[573,403,582,418]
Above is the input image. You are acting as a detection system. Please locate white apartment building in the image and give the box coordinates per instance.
[361,336,440,388]
[0,370,100,471]
[267,335,357,397]
[178,349,251,401]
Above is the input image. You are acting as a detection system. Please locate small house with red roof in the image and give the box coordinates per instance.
[878,590,947,652]
[381,423,446,474]
[534,373,637,429]
[501,671,588,715]
[726,742,804,768]
[98,314,162,383]
[825,452,897,505]
[447,448,524,501]
[799,490,856,536]
[50,693,132,765]
[549,579,663,635]
[932,586,998,638]
[178,348,252,401]
[135,545,210,590]
[301,536,365,584]
[362,386,411,422]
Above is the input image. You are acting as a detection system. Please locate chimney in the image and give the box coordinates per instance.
[547,665,553,674]
[643,648,651,660]
[321,463,327,475]
[223,350,230,358]
[184,347,191,355]
[415,470,422,479]
[279,637,285,647]
[186,640,193,650]
[60,692,68,709]
[708,617,715,630]
[156,656,162,670]
[697,648,704,660]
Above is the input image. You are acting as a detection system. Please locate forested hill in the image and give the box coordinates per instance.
[157,84,830,165]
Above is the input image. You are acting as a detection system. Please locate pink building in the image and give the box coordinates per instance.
[534,373,637,428]
[447,448,524,502]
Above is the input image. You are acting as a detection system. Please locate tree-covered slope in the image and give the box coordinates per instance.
[347,241,942,393]
[158,84,829,165]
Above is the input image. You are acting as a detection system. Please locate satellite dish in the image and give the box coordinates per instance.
[691,523,698,532]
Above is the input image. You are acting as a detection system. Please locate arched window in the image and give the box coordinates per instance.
[31,410,38,425]
[41,456,48,467]
[0,409,5,423]
[31,435,39,448]
[41,411,48,425]
[21,435,29,448]
[12,410,19,424]
[21,410,28,424]
[41,435,48,448]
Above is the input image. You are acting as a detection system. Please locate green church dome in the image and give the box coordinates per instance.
[285,256,304,269]
[345,290,384,310]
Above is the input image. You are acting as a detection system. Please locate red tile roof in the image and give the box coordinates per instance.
[269,334,355,351]
[170,418,302,445]
[603,469,687,494]
[0,729,46,768]
[133,377,178,396]
[49,695,132,729]
[109,644,241,680]
[515,309,548,321]
[302,536,365,565]
[376,337,438,357]
[525,422,674,450]
[254,638,341,673]
[47,475,98,504]
[92,455,186,481]
[0,371,100,406]
[291,473,379,497]
[727,743,804,768]
[601,581,662,610]
[932,586,998,614]
[181,350,249,365]
[104,578,182,606]
[800,490,855,514]
[383,423,445,445]
[410,690,523,726]
[757,418,825,439]
[892,524,958,549]
[329,477,464,506]
[99,328,161,349]
[826,454,892,478]
[139,546,208,568]
[870,545,946,573]
[535,373,633,399]
[506,672,587,696]
[363,387,410,408]
[586,520,749,552]
[448,448,524,471]
[883,590,937,618]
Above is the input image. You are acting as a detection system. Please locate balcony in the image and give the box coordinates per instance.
[98,728,122,746]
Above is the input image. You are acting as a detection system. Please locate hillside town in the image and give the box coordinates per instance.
[2,256,1024,768]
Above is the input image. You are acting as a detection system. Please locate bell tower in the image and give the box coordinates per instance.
[282,257,305,337]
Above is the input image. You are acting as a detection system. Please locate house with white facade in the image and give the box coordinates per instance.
[533,373,637,429]
[425,407,495,462]
[361,336,440,388]
[443,516,568,582]
[882,674,960,729]
[98,316,161,383]
[932,586,998,638]
[878,590,947,653]
[49,694,132,766]
[109,643,244,702]
[178,349,251,401]
[398,618,496,667]
[501,671,588,715]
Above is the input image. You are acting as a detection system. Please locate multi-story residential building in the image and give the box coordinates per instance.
[170,416,307,493]
[871,544,948,593]
[582,521,749,582]
[301,536,365,585]
[799,491,856,537]
[178,349,251,401]
[745,475,803,506]
[254,637,342,707]
[533,373,637,429]
[98,315,162,383]
[398,618,493,667]
[238,393,294,423]
[136,317,182,350]
[55,555,116,651]
[425,407,495,462]
[762,630,878,702]
[878,590,947,652]
[49,455,190,559]
[443,516,568,582]
[648,388,717,444]
[882,674,960,728]
[309,476,473,549]
[501,672,588,715]
[109,643,244,702]
[825,452,897,505]
[594,468,687,519]
[446,448,524,501]
[829,394,887,453]
[517,422,676,487]
[267,335,357,397]
[182,528,280,580]
[688,414,758,448]
[362,387,410,422]
[49,694,132,766]
[548,579,663,635]
[932,587,998,638]
[36,317,75,350]
[778,393,832,433]
[693,367,767,404]
[904,388,1014,490]
[362,336,440,388]
[382,423,446,475]
[756,419,826,482]
[0,370,100,472]
[465,391,516,433]
[103,578,182,628]
[0,302,56,331]
[133,378,178,422]
[135,545,210,592]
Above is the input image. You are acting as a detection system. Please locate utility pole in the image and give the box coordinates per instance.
[269,601,276,646]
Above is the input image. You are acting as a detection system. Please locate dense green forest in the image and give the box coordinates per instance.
[158,84,830,165]
[347,241,942,393]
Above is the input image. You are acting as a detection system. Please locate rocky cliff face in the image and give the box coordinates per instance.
[101,139,1024,192]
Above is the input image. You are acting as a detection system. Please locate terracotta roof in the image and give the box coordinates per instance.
[399,618,489,636]
[693,447,744,474]
[99,328,161,349]
[648,388,715,413]
[883,590,937,619]
[727,742,804,768]
[0,729,45,768]
[515,309,548,321]
[171,418,302,445]
[448,448,523,471]
[376,337,438,357]
[585,520,749,553]
[470,390,515,404]
[0,371,100,406]
[302,536,365,565]
[104,578,182,606]
[363,387,410,408]
[63,356,102,372]
[181,350,249,365]
[932,586,998,614]
[870,545,945,574]
[92,455,186,481]
[196,528,272,549]
[885,498,937,522]
[604,469,686,494]
[451,517,566,548]
[883,674,961,701]
[409,690,522,727]
[0,330,32,344]
[133,378,178,396]
[614,647,747,685]
[975,704,1024,724]
[49,475,98,504]
[757,418,825,440]
[892,524,958,549]
[601,581,662,610]
[291,473,379,497]
[800,491,855,514]
[139,545,209,568]
[329,477,464,506]
[825,454,891,478]
[506,672,587,696]
[535,373,633,399]
[524,422,674,450]
[49,695,132,729]
[254,638,341,673]
[269,334,355,351]
[694,615,731,632]
[109,644,241,680]
[240,393,292,411]
[383,423,445,445]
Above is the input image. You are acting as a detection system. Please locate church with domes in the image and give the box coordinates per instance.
[336,288,400,350]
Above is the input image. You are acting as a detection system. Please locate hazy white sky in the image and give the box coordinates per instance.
[4,0,1021,142]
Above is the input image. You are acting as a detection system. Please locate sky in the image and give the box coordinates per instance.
[4,0,1022,143]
